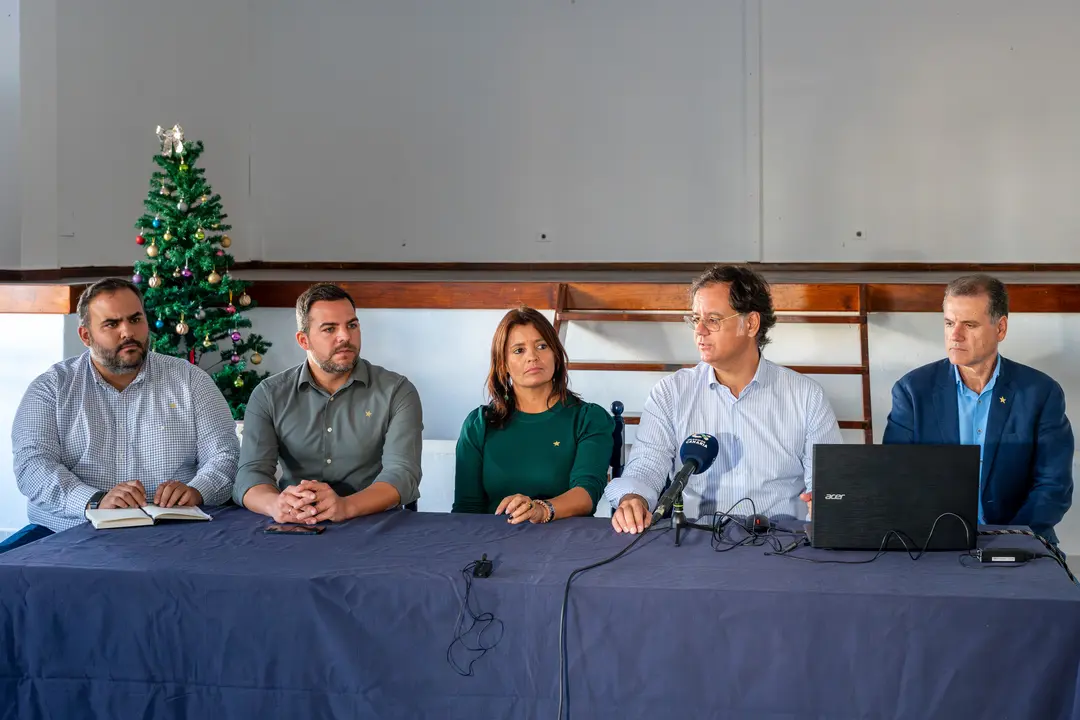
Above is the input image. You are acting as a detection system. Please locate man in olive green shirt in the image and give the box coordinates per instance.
[234,284,422,524]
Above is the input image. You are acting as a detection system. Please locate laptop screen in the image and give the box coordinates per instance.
[810,444,980,551]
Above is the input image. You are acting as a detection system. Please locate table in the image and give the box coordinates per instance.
[1,507,1078,719]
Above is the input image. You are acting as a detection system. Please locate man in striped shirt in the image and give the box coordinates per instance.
[604,265,843,533]
[1,278,239,553]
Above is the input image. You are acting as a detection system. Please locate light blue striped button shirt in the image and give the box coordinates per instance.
[604,359,843,522]
[12,351,239,531]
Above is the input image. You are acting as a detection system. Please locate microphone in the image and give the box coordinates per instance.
[651,434,720,522]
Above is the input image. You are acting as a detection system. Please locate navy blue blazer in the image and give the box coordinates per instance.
[883,356,1074,544]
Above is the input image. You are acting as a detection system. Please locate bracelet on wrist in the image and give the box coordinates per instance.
[538,499,556,523]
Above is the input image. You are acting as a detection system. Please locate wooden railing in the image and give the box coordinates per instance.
[2,266,1079,315]
[554,283,875,443]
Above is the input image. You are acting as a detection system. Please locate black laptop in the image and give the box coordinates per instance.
[809,444,980,551]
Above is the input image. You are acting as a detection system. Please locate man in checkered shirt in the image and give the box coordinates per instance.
[0,278,239,554]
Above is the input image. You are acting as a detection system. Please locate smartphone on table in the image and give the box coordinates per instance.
[264,523,325,535]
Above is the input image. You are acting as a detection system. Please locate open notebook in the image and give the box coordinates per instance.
[85,504,212,530]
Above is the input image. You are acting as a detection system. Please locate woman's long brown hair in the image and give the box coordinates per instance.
[484,306,579,429]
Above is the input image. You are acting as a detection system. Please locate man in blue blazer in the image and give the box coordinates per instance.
[883,275,1073,544]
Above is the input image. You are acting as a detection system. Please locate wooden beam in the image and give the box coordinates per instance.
[557,312,862,324]
[6,260,1080,283]
[568,361,864,375]
[786,364,866,375]
[247,281,559,310]
[838,420,870,430]
[564,282,862,312]
[867,284,946,313]
[867,283,1080,313]
[0,285,83,314]
[774,315,863,324]
[858,285,874,444]
[621,413,868,430]
[569,362,694,373]
[2,270,1080,314]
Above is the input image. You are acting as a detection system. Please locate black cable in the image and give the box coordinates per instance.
[556,524,670,720]
[768,512,972,565]
[757,526,807,554]
[708,498,806,554]
[977,529,1079,585]
[708,498,760,551]
[446,560,504,677]
[956,552,1054,569]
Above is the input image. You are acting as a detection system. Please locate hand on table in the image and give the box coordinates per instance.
[611,494,652,534]
[271,483,318,524]
[296,480,349,524]
[153,480,203,508]
[496,494,550,525]
[100,480,147,509]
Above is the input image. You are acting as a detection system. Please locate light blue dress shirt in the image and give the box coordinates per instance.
[604,359,843,521]
[954,358,1001,524]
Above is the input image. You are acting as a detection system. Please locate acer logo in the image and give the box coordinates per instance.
[824,493,845,500]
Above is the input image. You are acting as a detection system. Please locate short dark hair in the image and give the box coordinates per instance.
[295,283,356,333]
[77,277,144,328]
[689,265,777,351]
[944,274,1009,322]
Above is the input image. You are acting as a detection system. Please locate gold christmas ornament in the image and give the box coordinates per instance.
[220,235,232,248]
[233,376,245,388]
[163,230,172,241]
[148,274,162,289]
[172,268,181,278]
[146,243,159,258]
[195,228,206,241]
[202,335,212,348]
[200,194,210,204]
[251,352,262,365]
[238,292,251,307]
[176,320,189,335]
[208,270,222,284]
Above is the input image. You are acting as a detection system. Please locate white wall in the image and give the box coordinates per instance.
[5,308,1078,556]
[16,0,1080,268]
[250,0,754,263]
[0,315,66,533]
[53,0,250,268]
[18,0,57,269]
[763,0,1080,262]
[0,0,18,267]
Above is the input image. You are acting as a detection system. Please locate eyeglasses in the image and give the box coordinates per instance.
[682,312,742,333]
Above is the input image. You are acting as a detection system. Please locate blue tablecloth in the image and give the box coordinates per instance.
[1,507,1078,719]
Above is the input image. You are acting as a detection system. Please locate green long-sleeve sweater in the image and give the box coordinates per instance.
[452,400,614,514]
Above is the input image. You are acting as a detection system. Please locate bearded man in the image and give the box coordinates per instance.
[233,283,422,524]
[4,278,238,553]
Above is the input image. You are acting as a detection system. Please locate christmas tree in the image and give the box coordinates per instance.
[131,124,271,419]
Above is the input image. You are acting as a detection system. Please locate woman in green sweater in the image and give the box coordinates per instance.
[453,307,615,524]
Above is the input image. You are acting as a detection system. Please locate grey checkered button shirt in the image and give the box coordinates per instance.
[12,351,240,531]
